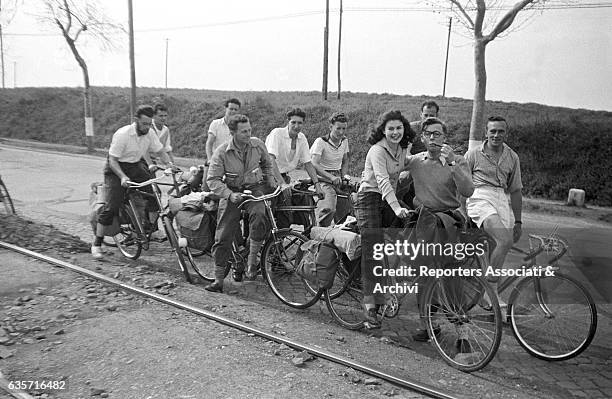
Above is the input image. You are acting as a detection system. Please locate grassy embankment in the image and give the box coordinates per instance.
[1,87,611,206]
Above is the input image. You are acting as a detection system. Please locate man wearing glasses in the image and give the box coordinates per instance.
[402,117,474,344]
[465,116,523,309]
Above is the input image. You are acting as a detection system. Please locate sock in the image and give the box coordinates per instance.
[247,240,264,270]
[93,236,103,246]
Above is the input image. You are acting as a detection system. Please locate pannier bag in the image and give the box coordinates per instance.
[296,240,340,290]
[175,209,216,252]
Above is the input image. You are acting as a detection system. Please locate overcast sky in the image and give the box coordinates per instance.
[2,0,611,111]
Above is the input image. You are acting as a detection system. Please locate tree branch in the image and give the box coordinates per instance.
[474,0,486,38]
[449,0,474,29]
[485,0,537,43]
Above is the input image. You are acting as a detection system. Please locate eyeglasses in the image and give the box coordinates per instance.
[422,130,444,139]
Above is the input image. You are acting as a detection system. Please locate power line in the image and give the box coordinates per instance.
[3,3,612,37]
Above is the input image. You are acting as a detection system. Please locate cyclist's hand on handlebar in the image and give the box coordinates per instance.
[229,192,243,204]
[120,176,131,188]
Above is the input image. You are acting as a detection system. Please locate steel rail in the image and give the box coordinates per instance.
[0,241,463,399]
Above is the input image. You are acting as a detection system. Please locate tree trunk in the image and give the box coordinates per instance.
[82,66,94,152]
[469,39,487,150]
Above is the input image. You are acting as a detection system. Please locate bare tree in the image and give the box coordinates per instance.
[39,0,122,152]
[433,0,554,149]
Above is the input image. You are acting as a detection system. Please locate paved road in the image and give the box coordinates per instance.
[2,144,612,398]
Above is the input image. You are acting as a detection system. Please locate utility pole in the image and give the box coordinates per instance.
[128,0,136,117]
[442,17,452,97]
[165,38,168,89]
[13,60,15,87]
[337,0,342,100]
[322,0,329,100]
[0,0,5,89]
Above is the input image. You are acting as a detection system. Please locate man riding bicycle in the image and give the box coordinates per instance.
[310,112,350,227]
[205,114,277,292]
[402,117,474,343]
[91,105,173,259]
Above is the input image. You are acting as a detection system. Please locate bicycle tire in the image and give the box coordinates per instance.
[113,204,142,260]
[184,248,215,282]
[262,230,321,309]
[323,261,365,330]
[162,216,193,283]
[509,272,597,361]
[0,179,15,215]
[424,260,502,372]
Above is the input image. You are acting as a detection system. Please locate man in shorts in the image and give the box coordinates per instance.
[465,116,523,307]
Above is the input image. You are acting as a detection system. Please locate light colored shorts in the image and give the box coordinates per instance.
[466,187,512,229]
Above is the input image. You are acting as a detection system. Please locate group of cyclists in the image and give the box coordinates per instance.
[90,98,524,342]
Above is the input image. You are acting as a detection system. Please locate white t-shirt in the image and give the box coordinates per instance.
[310,136,349,171]
[108,123,163,163]
[208,118,231,154]
[265,127,311,174]
[151,122,172,152]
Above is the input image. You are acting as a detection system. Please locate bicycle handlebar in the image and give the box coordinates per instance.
[237,186,283,208]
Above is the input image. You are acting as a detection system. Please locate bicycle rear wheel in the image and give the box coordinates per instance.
[183,247,215,282]
[0,179,15,215]
[113,205,142,260]
[262,230,321,309]
[324,266,365,330]
[509,272,597,361]
[162,216,192,283]
[425,269,502,372]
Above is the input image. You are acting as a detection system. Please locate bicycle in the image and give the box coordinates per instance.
[493,233,597,361]
[0,175,16,215]
[112,167,195,283]
[323,207,504,373]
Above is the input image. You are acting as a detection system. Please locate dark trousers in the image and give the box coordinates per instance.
[97,159,156,227]
[354,191,398,306]
[212,188,270,281]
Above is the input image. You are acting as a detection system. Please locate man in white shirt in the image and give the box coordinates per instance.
[265,108,324,228]
[203,98,241,190]
[310,112,350,226]
[91,105,172,259]
[149,103,174,163]
[206,98,241,161]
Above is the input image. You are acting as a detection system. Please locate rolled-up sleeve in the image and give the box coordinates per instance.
[207,148,233,199]
[370,147,398,205]
[265,130,280,157]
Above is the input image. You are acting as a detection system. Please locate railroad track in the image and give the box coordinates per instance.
[0,240,464,399]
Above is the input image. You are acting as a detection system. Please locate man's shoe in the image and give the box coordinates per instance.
[149,230,167,243]
[91,245,104,260]
[204,282,223,293]
[232,269,244,282]
[456,339,472,354]
[363,308,381,330]
[412,326,441,342]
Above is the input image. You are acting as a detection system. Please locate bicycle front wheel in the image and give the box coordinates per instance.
[0,179,15,215]
[509,272,597,361]
[262,230,321,309]
[113,205,142,260]
[162,216,193,283]
[425,271,502,373]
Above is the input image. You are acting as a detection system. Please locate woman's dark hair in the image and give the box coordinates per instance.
[367,110,414,148]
